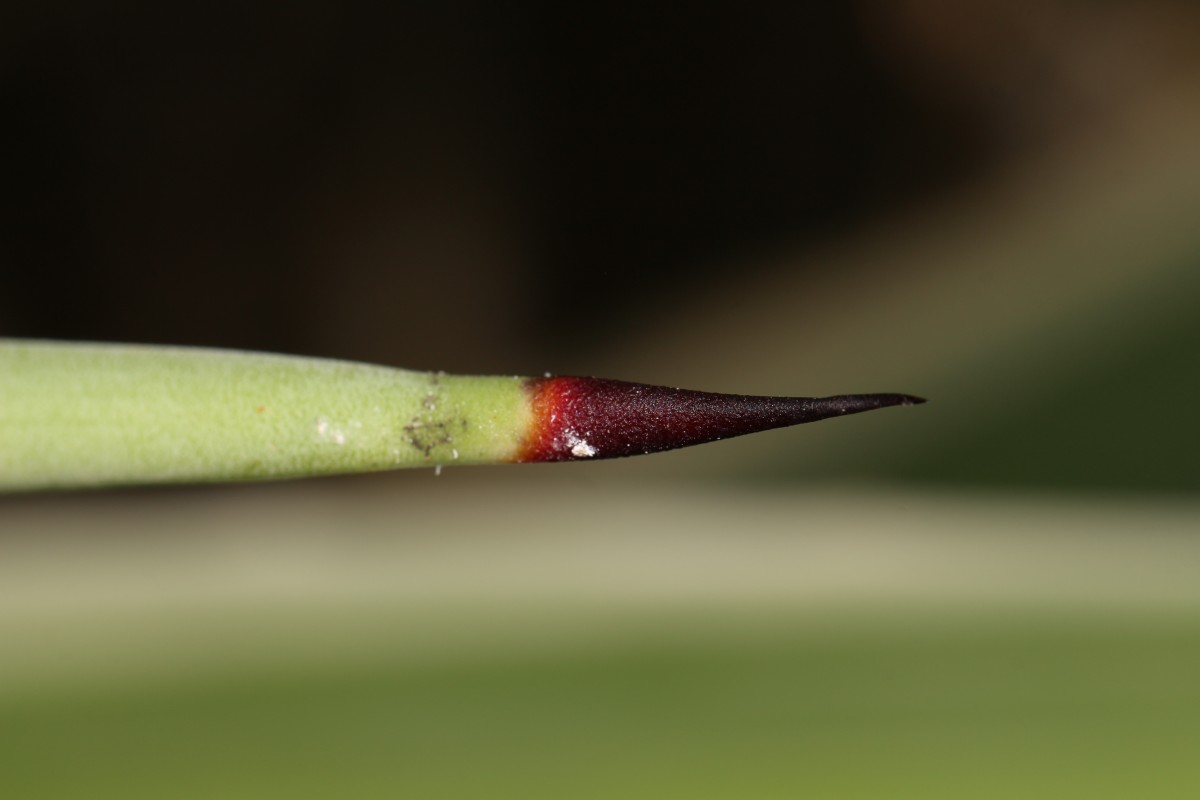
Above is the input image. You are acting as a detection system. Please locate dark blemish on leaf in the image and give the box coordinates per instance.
[403,418,456,458]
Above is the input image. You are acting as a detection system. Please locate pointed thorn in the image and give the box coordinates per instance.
[516,377,926,462]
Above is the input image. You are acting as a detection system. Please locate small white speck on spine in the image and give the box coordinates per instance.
[571,441,597,458]
[565,429,598,458]
[434,464,443,476]
[452,448,459,460]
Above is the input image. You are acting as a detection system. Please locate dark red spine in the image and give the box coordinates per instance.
[516,376,923,463]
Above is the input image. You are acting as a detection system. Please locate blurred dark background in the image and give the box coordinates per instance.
[2,3,983,361]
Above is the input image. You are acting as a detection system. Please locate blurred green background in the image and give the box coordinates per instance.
[2,2,1200,798]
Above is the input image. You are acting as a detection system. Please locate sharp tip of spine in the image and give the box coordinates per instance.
[854,392,924,403]
[817,393,927,412]
[878,393,926,407]
[777,392,926,425]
